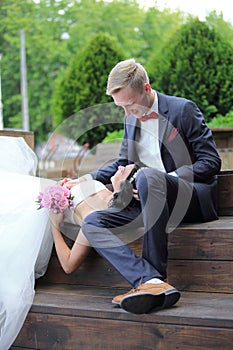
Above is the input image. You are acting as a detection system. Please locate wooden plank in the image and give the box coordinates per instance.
[12,286,233,350]
[211,127,233,149]
[168,260,233,293]
[11,347,33,350]
[31,285,233,329]
[12,314,233,350]
[39,217,233,292]
[38,254,233,293]
[10,346,34,350]
[218,171,233,215]
[61,217,233,261]
[38,253,128,288]
[218,149,233,170]
[12,284,233,350]
[168,217,233,260]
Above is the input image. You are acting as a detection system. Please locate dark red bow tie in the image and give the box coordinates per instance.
[139,111,158,122]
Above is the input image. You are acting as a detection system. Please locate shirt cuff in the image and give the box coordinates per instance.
[168,171,177,177]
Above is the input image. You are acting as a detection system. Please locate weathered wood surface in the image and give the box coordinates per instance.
[39,256,233,294]
[12,315,233,350]
[11,285,233,350]
[12,213,233,349]
[39,217,233,293]
[218,171,233,215]
[168,260,233,293]
[211,127,233,149]
[29,285,233,329]
[168,216,233,259]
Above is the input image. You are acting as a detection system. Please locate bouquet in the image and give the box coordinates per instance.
[36,185,74,213]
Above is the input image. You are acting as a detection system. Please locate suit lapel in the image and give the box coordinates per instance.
[124,115,141,164]
[125,114,138,140]
[157,92,169,149]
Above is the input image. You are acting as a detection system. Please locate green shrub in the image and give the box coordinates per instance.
[148,19,233,122]
[51,33,125,147]
[207,111,233,128]
[102,129,124,143]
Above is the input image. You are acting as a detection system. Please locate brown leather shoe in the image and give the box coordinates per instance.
[112,279,170,305]
[113,282,180,314]
[112,288,139,305]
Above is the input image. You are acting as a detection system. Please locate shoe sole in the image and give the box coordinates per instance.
[120,288,180,314]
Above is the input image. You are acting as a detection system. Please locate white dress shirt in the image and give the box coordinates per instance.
[136,91,165,172]
[136,91,177,177]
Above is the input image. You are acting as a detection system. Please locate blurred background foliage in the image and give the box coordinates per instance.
[0,0,233,147]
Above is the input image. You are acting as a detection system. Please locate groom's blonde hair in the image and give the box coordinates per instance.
[106,58,149,95]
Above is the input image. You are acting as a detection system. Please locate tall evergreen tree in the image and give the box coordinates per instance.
[51,32,125,146]
[148,19,233,121]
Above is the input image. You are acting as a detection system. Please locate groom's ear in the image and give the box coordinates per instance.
[144,83,151,93]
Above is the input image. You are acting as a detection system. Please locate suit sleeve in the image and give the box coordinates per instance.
[177,101,221,182]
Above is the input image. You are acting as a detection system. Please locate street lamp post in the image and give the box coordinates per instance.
[0,53,3,130]
[20,29,29,131]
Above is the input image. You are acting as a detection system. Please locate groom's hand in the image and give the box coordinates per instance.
[133,188,140,201]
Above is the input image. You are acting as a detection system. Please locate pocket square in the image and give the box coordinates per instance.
[168,128,179,142]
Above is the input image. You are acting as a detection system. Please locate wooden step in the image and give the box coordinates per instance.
[39,216,233,293]
[168,216,233,293]
[11,215,233,350]
[11,284,233,350]
[217,170,233,215]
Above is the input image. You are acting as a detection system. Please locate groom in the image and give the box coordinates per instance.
[66,58,221,314]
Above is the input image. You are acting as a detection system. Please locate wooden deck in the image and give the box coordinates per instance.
[11,286,233,350]
[11,216,233,350]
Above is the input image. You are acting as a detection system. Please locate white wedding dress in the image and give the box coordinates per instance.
[0,136,56,349]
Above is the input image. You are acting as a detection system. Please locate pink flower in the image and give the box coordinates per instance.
[36,185,74,213]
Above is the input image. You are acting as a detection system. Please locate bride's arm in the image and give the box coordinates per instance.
[50,212,91,274]
[60,174,92,189]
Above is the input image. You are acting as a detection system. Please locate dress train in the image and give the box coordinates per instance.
[0,137,55,349]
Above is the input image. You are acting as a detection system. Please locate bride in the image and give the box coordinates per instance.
[0,136,137,349]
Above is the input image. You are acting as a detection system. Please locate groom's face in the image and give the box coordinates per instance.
[111,85,151,119]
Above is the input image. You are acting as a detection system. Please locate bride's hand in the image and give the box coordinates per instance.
[61,176,88,189]
[59,178,72,186]
[49,211,64,230]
